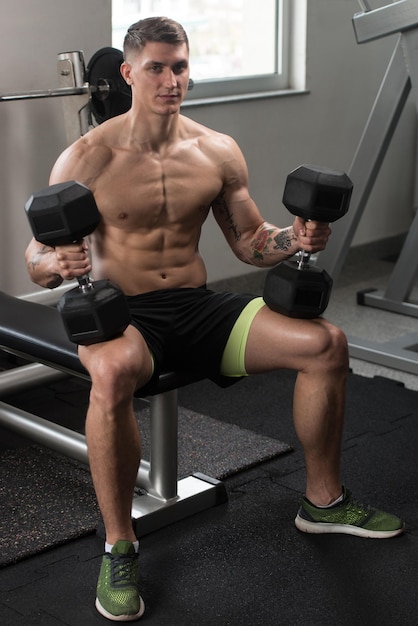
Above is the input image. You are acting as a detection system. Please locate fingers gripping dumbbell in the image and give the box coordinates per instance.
[263,165,353,319]
[25,181,131,344]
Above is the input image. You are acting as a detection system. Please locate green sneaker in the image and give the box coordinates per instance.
[95,540,145,621]
[295,486,404,538]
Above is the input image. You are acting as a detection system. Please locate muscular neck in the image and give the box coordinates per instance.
[123,108,181,152]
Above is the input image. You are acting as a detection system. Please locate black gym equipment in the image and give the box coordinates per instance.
[0,47,131,124]
[263,164,353,319]
[25,181,131,345]
[87,47,132,125]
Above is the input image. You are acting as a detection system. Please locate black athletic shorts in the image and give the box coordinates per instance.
[126,285,255,383]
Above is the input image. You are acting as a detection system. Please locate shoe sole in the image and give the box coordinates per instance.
[95,595,145,622]
[295,514,405,538]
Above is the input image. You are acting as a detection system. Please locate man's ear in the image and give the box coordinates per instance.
[120,62,132,85]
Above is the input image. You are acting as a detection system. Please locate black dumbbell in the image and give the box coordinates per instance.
[263,164,353,318]
[25,181,131,344]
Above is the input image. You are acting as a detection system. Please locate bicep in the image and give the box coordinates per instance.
[211,139,264,250]
[212,190,263,252]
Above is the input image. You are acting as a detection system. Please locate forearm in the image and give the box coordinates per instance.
[25,241,64,289]
[240,222,300,267]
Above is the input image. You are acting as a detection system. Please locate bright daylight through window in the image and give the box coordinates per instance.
[112,0,301,101]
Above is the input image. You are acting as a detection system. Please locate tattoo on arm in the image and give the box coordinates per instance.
[251,225,297,262]
[251,227,275,261]
[28,245,63,289]
[273,228,297,253]
[213,192,241,242]
[28,245,51,271]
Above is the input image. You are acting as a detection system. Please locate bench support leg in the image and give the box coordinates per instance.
[131,389,227,536]
[131,472,227,537]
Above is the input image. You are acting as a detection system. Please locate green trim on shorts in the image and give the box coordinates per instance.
[220,297,265,377]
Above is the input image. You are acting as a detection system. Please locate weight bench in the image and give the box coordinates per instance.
[0,289,227,537]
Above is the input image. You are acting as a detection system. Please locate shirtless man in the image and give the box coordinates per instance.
[25,16,404,622]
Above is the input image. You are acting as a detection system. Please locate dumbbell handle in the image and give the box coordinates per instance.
[65,236,95,292]
[78,275,94,291]
[47,235,94,290]
[297,250,311,270]
[295,217,320,270]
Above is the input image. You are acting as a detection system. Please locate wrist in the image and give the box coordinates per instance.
[273,225,298,257]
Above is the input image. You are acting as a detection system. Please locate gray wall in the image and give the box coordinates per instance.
[0,0,415,294]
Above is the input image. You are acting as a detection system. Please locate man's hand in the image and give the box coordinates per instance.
[293,216,331,254]
[55,241,92,280]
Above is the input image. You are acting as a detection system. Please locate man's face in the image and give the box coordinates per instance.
[121,41,190,115]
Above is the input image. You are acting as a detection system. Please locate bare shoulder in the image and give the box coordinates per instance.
[50,120,116,187]
[180,115,242,160]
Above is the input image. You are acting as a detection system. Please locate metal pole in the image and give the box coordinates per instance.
[0,86,89,102]
[0,83,108,102]
[0,400,152,490]
[148,390,179,501]
[319,38,410,281]
[57,51,91,141]
[0,362,68,396]
[18,283,76,305]
[0,401,88,463]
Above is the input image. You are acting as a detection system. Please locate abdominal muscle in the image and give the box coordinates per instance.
[88,224,208,295]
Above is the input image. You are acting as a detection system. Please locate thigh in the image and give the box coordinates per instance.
[244,305,339,374]
[171,289,255,376]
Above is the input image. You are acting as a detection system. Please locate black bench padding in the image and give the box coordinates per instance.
[0,291,84,374]
[0,291,206,396]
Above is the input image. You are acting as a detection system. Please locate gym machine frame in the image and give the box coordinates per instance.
[319,0,418,376]
[0,48,192,144]
[1,51,92,143]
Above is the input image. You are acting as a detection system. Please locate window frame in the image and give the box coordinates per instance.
[112,0,306,105]
[184,0,289,102]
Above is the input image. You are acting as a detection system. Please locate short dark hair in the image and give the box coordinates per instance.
[123,16,189,59]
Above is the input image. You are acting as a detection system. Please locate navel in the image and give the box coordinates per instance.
[161,273,167,279]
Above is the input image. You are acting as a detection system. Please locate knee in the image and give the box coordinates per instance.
[91,358,143,411]
[315,321,349,372]
[79,345,151,408]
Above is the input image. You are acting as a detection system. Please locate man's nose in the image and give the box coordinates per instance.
[163,69,177,88]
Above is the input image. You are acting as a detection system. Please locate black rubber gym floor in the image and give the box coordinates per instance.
[0,367,417,626]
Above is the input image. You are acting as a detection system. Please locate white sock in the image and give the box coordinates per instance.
[316,492,344,509]
[105,540,139,553]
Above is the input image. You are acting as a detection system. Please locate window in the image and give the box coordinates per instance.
[112,0,306,102]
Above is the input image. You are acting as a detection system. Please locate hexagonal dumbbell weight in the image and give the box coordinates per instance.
[263,164,353,318]
[25,181,131,344]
